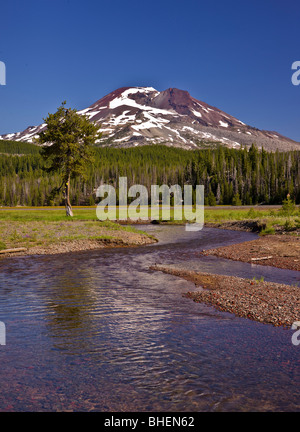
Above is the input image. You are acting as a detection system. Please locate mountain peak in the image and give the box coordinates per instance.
[151,88,192,114]
[1,86,299,152]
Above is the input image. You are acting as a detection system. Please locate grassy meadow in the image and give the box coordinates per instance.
[0,207,154,251]
[0,205,299,252]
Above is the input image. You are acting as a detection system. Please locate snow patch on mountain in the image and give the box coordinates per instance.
[219,121,229,128]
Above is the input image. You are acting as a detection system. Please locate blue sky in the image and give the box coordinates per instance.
[0,0,300,141]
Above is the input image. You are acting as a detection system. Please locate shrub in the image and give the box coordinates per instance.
[260,225,275,236]
[284,219,294,231]
[247,208,257,219]
[281,195,296,217]
[232,193,242,206]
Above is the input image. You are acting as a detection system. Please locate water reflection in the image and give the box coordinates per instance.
[43,267,99,352]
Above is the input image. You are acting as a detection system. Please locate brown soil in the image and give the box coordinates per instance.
[150,265,300,328]
[204,220,267,232]
[200,235,300,271]
[205,219,300,235]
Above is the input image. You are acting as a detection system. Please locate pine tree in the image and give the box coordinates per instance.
[38,102,101,216]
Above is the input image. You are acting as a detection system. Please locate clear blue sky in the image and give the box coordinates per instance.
[0,0,300,141]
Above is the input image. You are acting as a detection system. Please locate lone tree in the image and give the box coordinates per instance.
[38,102,101,216]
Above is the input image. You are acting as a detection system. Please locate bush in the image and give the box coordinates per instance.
[260,225,275,236]
[281,195,296,217]
[207,191,216,206]
[284,219,294,231]
[232,193,242,206]
[247,208,258,219]
[294,218,300,229]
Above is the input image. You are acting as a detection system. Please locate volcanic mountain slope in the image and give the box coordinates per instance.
[1,86,300,151]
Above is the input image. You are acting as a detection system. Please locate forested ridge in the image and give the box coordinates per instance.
[0,140,299,206]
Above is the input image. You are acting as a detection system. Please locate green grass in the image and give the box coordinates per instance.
[0,206,187,224]
[260,225,276,236]
[204,208,271,223]
[0,208,157,252]
[204,206,299,233]
[0,205,299,235]
[0,241,6,250]
[252,276,265,283]
[93,235,115,240]
[0,207,98,222]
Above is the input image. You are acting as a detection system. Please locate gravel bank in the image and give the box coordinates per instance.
[200,234,300,271]
[150,265,300,327]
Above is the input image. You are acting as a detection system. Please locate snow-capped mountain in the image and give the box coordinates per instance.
[1,86,299,151]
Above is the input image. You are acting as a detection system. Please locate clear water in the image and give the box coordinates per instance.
[0,226,299,412]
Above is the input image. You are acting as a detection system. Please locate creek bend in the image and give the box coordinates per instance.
[0,225,299,411]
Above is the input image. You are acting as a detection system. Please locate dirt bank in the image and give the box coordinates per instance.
[200,234,300,271]
[205,219,300,235]
[150,265,299,328]
[205,220,266,232]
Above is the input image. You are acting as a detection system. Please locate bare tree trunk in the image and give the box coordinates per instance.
[65,174,73,217]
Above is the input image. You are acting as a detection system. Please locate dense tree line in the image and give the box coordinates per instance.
[0,140,40,155]
[0,142,299,206]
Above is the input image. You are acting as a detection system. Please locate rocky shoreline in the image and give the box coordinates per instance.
[150,265,299,328]
[200,234,300,271]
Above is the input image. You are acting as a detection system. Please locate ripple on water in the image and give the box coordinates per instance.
[0,226,299,412]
